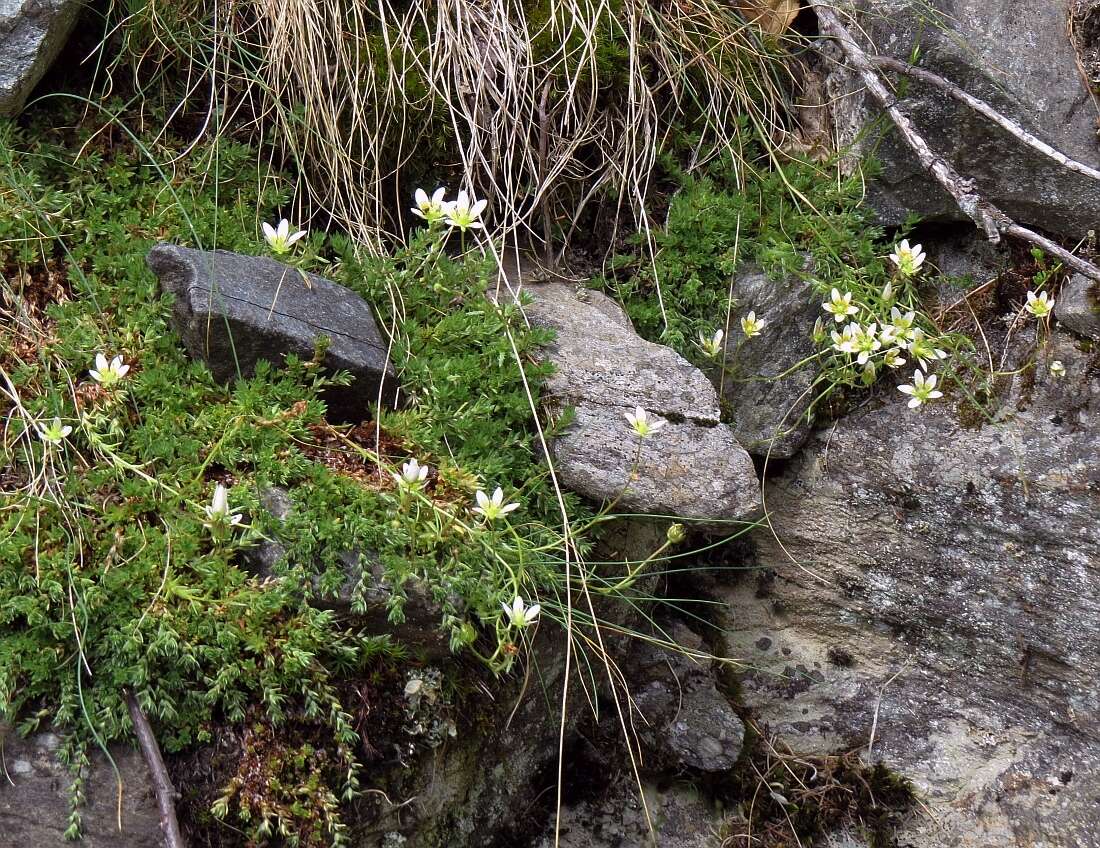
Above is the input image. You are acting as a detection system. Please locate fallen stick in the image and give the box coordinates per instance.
[812,1,1100,282]
[871,55,1100,182]
[124,689,186,848]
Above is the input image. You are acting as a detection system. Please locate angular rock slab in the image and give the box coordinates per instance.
[708,329,1100,847]
[0,0,81,116]
[148,243,397,420]
[0,727,160,847]
[827,0,1100,237]
[1055,272,1100,341]
[523,283,760,528]
[719,264,819,459]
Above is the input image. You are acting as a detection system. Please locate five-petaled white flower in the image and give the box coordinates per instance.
[38,417,72,445]
[897,369,944,409]
[853,323,882,365]
[89,353,130,386]
[502,595,541,629]
[830,322,860,355]
[392,458,430,489]
[412,187,451,225]
[444,190,488,232]
[1024,290,1055,318]
[1049,360,1066,378]
[889,240,926,277]
[880,307,917,346]
[741,311,766,339]
[203,483,243,529]
[822,288,859,322]
[697,328,724,358]
[262,218,307,255]
[625,406,665,438]
[473,487,520,521]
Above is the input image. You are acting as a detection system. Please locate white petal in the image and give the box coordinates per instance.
[908,397,922,409]
[277,219,290,239]
[96,353,109,372]
[475,490,490,509]
[898,385,915,396]
[470,198,487,217]
[525,603,541,623]
[286,229,307,246]
[262,221,277,241]
[491,487,505,507]
[432,187,447,204]
[415,188,429,207]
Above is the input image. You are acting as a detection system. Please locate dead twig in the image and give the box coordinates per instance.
[124,689,186,848]
[812,1,1100,282]
[871,55,1100,183]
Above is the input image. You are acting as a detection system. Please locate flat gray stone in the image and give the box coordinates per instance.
[147,243,398,420]
[1054,272,1100,340]
[523,282,760,528]
[719,264,819,459]
[0,0,81,116]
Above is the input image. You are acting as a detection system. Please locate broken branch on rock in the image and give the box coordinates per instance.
[124,689,186,848]
[812,1,1100,282]
[871,55,1100,183]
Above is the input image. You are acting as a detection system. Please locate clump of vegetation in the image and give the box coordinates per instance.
[0,110,599,843]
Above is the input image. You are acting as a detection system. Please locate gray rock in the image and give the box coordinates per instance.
[707,329,1100,846]
[719,264,820,459]
[1055,272,1100,340]
[0,727,160,847]
[523,282,760,528]
[0,0,81,116]
[147,243,398,421]
[241,486,452,657]
[629,621,745,773]
[827,0,1100,237]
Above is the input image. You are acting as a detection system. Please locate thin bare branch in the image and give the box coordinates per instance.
[812,1,1100,282]
[872,55,1100,182]
[124,689,186,848]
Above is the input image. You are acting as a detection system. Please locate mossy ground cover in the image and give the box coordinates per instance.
[0,107,593,843]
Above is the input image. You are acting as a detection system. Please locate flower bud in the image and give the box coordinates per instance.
[666,523,686,544]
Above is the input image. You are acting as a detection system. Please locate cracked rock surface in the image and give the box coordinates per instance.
[0,0,81,116]
[523,282,760,527]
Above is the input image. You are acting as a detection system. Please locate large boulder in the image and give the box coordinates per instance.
[1055,272,1100,340]
[718,263,820,459]
[707,328,1100,845]
[147,243,398,420]
[0,0,81,116]
[523,282,760,529]
[826,0,1100,237]
[0,726,160,847]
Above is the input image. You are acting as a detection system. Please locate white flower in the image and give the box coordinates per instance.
[89,353,130,386]
[697,328,724,358]
[444,190,487,232]
[502,595,541,628]
[38,417,72,445]
[907,330,949,370]
[262,218,307,255]
[740,311,766,339]
[473,487,520,521]
[880,280,895,304]
[625,406,665,438]
[203,483,243,529]
[830,322,861,355]
[1024,290,1055,318]
[412,187,451,225]
[1049,360,1066,378]
[822,288,859,322]
[889,239,926,277]
[883,347,907,369]
[392,458,430,489]
[879,307,917,346]
[853,323,882,365]
[897,369,944,409]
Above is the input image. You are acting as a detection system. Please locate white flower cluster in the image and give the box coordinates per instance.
[411,188,488,232]
[822,241,949,410]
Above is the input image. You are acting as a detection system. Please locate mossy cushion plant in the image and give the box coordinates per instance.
[0,113,591,844]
